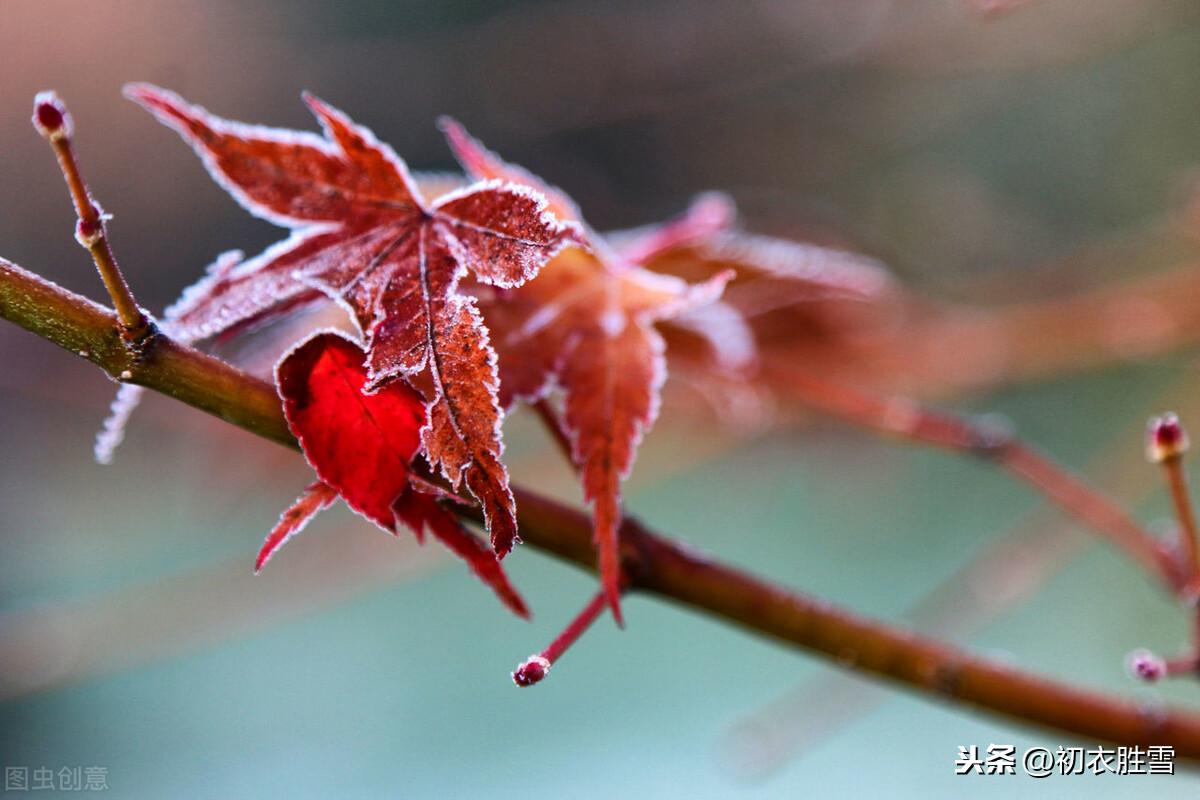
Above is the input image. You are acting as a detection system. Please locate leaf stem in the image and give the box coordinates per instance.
[512,589,609,686]
[3,259,1200,753]
[33,92,147,338]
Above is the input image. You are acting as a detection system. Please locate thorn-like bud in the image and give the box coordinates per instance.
[1147,413,1189,463]
[1127,648,1166,682]
[32,91,72,140]
[75,217,102,248]
[512,654,550,687]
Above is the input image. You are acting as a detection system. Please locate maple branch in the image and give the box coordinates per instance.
[0,260,291,445]
[778,368,1182,592]
[1148,415,1200,587]
[1166,459,1200,582]
[33,93,147,339]
[4,259,1200,755]
[725,378,1200,775]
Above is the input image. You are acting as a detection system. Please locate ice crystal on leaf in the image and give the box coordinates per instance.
[102,85,891,632]
[124,85,579,557]
[267,331,528,617]
[441,119,737,621]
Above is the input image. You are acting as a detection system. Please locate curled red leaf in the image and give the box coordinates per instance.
[276,331,426,529]
[271,330,528,617]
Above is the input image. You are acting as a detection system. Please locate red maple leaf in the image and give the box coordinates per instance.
[125,85,579,557]
[441,119,734,621]
[263,330,528,617]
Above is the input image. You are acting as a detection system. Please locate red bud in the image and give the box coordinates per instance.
[1147,413,1189,463]
[32,91,72,140]
[512,655,550,687]
[1127,649,1166,682]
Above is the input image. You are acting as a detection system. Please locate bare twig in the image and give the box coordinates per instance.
[1148,414,1199,585]
[728,373,1200,775]
[1142,413,1200,671]
[33,92,147,338]
[512,589,610,686]
[779,367,1181,591]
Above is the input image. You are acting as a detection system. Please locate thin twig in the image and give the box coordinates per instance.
[1166,462,1200,581]
[512,589,609,686]
[3,258,1200,753]
[1002,445,1178,588]
[780,368,1181,592]
[33,92,147,338]
[729,375,1200,774]
[1145,413,1200,660]
[1148,415,1200,585]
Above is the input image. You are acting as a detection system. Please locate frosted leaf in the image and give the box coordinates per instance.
[273,331,528,615]
[127,85,579,554]
[255,481,338,572]
[445,119,736,619]
[94,383,145,465]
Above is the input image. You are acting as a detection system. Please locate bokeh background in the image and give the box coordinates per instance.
[3,0,1200,796]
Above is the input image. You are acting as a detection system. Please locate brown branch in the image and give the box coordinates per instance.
[1166,459,1200,581]
[3,258,1200,755]
[33,93,147,338]
[729,377,1200,773]
[779,368,1182,591]
[1148,415,1200,587]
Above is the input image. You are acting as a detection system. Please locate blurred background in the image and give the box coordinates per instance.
[3,0,1200,796]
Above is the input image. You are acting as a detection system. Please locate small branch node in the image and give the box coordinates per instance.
[74,216,105,249]
[119,315,160,356]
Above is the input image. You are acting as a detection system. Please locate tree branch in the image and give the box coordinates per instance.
[4,257,1200,755]
[778,367,1182,590]
[33,93,147,337]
